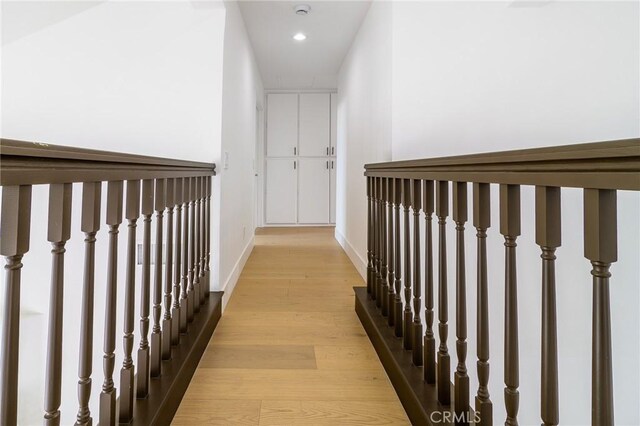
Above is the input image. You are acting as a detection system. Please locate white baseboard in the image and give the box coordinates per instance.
[334,228,366,280]
[220,236,255,310]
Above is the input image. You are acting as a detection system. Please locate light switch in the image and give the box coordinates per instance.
[224,151,230,170]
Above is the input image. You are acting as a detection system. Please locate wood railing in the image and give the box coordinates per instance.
[0,139,220,425]
[357,138,639,425]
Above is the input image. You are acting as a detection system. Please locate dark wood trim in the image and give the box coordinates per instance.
[127,291,223,426]
[364,139,640,190]
[355,287,472,426]
[0,139,216,186]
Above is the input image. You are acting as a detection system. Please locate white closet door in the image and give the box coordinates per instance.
[298,158,329,224]
[267,94,298,157]
[299,93,330,157]
[330,158,336,224]
[265,158,297,224]
[330,93,337,156]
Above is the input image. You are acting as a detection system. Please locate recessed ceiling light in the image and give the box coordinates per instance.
[295,4,311,15]
[293,33,307,41]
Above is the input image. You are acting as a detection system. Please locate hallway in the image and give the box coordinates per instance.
[173,227,409,425]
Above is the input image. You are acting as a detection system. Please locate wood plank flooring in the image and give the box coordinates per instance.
[173,227,409,425]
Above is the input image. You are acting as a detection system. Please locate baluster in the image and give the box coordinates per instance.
[423,180,436,383]
[100,181,123,426]
[402,178,413,350]
[500,184,521,426]
[412,179,423,366]
[181,178,191,329]
[136,179,154,398]
[44,183,72,426]
[0,185,32,426]
[188,177,196,322]
[373,177,380,303]
[205,176,212,294]
[162,178,175,360]
[387,177,396,327]
[453,182,469,422]
[436,180,451,405]
[118,180,139,422]
[381,177,389,316]
[367,177,373,295]
[150,179,165,377]
[393,178,403,337]
[172,178,183,345]
[76,182,101,426]
[199,177,207,305]
[536,186,561,426]
[473,183,492,425]
[193,177,202,313]
[584,189,616,426]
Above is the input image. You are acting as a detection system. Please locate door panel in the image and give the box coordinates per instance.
[330,93,337,156]
[265,158,297,224]
[267,94,298,157]
[330,157,336,224]
[298,158,329,224]
[299,93,330,157]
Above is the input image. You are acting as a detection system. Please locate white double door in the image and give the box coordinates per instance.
[265,92,337,225]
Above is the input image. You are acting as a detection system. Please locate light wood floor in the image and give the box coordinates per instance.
[173,227,409,425]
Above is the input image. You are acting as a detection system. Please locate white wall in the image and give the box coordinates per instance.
[217,0,264,307]
[335,0,392,274]
[337,1,639,424]
[1,2,227,423]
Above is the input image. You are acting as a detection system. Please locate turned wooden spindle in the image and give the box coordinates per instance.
[393,178,403,337]
[412,179,423,366]
[380,177,389,316]
[367,177,372,294]
[76,182,101,426]
[402,178,413,350]
[44,183,72,426]
[188,177,197,322]
[150,178,165,377]
[500,184,521,426]
[172,178,183,345]
[205,176,212,295]
[181,178,191,330]
[136,179,154,398]
[162,178,175,360]
[199,177,207,305]
[473,183,493,425]
[373,177,381,304]
[436,180,451,405]
[118,180,140,423]
[193,177,202,313]
[100,181,123,426]
[367,177,373,294]
[0,185,32,426]
[536,186,561,426]
[584,189,617,426]
[387,177,396,327]
[453,181,469,422]
[423,180,436,384]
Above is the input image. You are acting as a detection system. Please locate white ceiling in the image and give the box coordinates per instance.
[238,1,372,89]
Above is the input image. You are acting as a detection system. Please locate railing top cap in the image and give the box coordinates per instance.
[365,138,639,170]
[1,138,216,171]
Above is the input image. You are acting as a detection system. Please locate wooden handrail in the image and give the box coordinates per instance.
[0,139,219,426]
[357,138,639,426]
[364,138,640,190]
[0,139,216,186]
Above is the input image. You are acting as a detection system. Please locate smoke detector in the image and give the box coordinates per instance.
[294,4,311,15]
